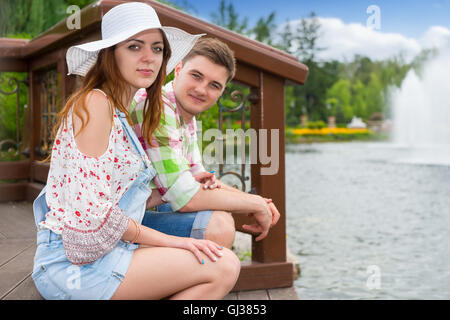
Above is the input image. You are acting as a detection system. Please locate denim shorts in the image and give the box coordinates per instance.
[32,229,138,300]
[142,203,213,239]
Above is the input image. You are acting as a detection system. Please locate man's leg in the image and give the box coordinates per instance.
[142,207,235,249]
[205,211,235,249]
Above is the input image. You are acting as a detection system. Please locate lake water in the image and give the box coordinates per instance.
[285,142,450,299]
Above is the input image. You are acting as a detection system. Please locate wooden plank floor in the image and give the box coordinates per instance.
[0,201,299,300]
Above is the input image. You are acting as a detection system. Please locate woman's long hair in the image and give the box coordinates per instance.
[45,30,171,161]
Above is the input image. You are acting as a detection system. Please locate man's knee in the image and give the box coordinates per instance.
[205,211,235,249]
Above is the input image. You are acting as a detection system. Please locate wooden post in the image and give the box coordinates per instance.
[231,71,293,291]
[251,71,287,263]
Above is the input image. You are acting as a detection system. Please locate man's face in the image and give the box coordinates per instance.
[173,55,229,118]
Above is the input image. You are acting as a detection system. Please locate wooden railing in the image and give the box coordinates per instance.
[0,0,308,292]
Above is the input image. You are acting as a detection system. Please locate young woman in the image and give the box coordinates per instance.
[32,2,240,300]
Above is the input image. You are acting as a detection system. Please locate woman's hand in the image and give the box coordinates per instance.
[174,237,224,264]
[193,171,220,190]
[146,189,164,209]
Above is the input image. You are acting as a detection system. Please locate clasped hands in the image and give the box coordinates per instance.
[194,171,280,241]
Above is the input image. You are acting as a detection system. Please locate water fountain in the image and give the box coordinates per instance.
[391,49,450,165]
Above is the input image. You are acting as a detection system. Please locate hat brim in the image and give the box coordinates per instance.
[66,26,204,76]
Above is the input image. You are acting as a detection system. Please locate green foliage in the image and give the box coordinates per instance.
[306,121,326,129]
[291,12,326,62]
[236,250,252,262]
[251,12,276,45]
[211,0,248,34]
[0,0,98,38]
[0,73,28,148]
[156,0,196,14]
[326,79,352,123]
[196,82,250,137]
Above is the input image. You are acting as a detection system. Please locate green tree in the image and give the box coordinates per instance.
[351,80,367,119]
[0,0,99,38]
[365,73,384,118]
[326,79,353,123]
[251,12,276,45]
[211,0,248,34]
[276,13,334,124]
[291,12,325,63]
[275,20,294,52]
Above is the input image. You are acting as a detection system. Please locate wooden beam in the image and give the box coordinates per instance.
[250,71,287,263]
[0,38,29,58]
[0,160,30,180]
[0,183,27,202]
[232,262,293,291]
[31,162,49,184]
[234,62,259,88]
[0,58,28,72]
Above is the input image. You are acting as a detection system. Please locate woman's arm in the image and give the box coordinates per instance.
[122,218,223,264]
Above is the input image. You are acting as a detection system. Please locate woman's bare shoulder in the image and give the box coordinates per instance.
[73,89,113,157]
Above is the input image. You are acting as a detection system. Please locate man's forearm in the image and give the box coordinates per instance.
[216,179,245,194]
[179,186,264,216]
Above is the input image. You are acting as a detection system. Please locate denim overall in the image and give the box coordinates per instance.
[31,108,156,300]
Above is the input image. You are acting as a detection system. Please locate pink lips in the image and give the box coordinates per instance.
[138,69,153,76]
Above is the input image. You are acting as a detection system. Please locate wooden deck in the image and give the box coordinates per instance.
[0,201,299,300]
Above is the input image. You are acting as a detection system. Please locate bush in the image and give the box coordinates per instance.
[306,120,326,129]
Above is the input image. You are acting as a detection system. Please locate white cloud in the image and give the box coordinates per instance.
[281,17,450,62]
[419,25,450,49]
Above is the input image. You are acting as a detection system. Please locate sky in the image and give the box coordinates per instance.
[173,0,450,62]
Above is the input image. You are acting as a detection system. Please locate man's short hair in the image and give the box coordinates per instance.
[182,37,236,83]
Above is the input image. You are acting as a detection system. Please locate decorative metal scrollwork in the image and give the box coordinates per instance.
[0,75,28,158]
[216,86,259,192]
[38,68,59,157]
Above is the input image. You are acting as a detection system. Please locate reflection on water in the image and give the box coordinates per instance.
[286,142,450,299]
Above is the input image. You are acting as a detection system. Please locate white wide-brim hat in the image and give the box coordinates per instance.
[66,2,204,76]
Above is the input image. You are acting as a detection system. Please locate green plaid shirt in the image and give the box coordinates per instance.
[130,82,205,211]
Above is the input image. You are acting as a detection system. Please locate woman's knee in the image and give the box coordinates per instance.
[213,248,241,289]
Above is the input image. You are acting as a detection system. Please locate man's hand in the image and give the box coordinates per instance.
[264,198,280,227]
[241,196,273,241]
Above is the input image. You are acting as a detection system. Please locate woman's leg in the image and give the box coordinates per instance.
[110,246,240,300]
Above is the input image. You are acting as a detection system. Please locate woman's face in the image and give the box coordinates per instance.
[114,28,164,93]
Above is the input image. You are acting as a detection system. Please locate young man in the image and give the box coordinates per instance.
[131,38,279,249]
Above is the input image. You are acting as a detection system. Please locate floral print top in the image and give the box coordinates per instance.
[40,89,142,237]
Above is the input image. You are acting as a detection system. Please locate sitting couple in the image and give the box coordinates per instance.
[32,2,279,300]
